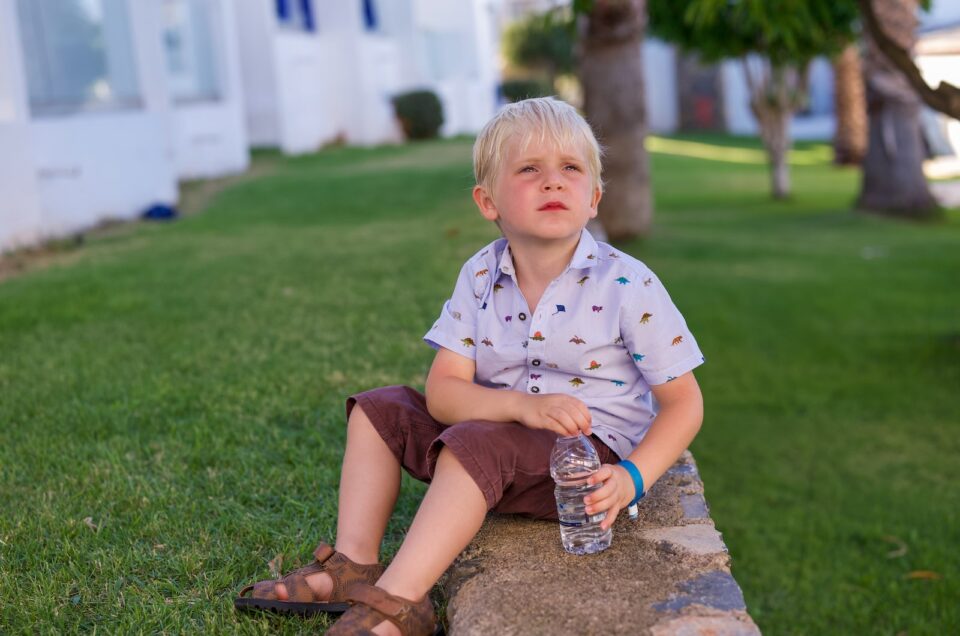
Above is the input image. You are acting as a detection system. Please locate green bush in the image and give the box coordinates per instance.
[500,78,553,103]
[391,90,444,140]
[501,7,574,81]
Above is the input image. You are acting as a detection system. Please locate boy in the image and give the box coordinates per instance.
[236,98,704,636]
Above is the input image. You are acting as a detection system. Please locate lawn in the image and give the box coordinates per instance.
[1,135,957,634]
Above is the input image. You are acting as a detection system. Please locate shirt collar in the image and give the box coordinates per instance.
[568,228,600,270]
[496,228,600,278]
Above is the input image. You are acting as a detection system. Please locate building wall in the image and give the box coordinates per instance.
[271,32,338,153]
[235,1,384,152]
[234,0,501,150]
[0,0,43,253]
[645,38,679,133]
[1,0,177,252]
[30,110,177,236]
[0,125,43,253]
[917,6,960,159]
[396,0,498,136]
[171,0,250,179]
[921,2,960,27]
[460,0,501,133]
[28,1,178,237]
[235,1,280,146]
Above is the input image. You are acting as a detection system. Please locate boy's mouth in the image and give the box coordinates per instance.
[538,201,568,211]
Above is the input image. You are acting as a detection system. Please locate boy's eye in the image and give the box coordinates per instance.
[564,164,582,171]
[519,166,536,173]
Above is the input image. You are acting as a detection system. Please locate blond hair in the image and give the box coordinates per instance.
[473,97,603,193]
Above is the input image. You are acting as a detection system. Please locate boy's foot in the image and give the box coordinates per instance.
[235,542,384,616]
[270,569,334,602]
[326,583,437,636]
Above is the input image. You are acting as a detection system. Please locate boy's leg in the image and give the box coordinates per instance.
[334,402,402,564]
[273,402,401,601]
[376,446,487,598]
[330,417,588,635]
[365,446,487,636]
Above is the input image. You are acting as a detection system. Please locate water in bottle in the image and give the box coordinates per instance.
[549,433,612,555]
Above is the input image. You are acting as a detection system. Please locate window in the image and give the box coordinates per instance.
[276,0,315,32]
[162,0,221,103]
[362,0,379,32]
[16,0,141,115]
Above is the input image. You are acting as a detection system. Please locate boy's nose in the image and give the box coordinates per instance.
[542,176,563,191]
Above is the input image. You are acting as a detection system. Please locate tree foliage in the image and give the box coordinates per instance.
[647,0,859,66]
[647,0,862,199]
[502,8,575,83]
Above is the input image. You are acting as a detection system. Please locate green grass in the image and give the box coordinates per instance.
[1,135,958,634]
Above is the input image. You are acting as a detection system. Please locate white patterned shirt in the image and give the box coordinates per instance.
[424,229,704,459]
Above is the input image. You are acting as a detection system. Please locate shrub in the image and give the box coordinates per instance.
[502,8,574,79]
[391,90,444,140]
[500,78,553,103]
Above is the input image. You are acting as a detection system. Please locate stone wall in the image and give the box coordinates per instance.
[441,451,761,635]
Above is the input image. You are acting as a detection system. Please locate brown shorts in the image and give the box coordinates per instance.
[346,385,618,520]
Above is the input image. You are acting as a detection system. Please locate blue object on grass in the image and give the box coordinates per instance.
[141,203,178,221]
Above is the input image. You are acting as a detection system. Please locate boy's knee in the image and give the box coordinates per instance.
[436,444,469,472]
[435,444,455,466]
[346,403,373,435]
[346,401,385,443]
[347,402,368,423]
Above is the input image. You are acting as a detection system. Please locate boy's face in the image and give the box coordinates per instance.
[473,135,601,246]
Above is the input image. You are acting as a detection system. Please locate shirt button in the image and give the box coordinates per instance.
[531,386,540,393]
[518,312,527,321]
[532,359,541,367]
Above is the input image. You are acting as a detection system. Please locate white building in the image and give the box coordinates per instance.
[164,0,250,180]
[0,3,43,252]
[1,0,503,254]
[234,0,502,151]
[916,4,960,175]
[234,0,357,153]
[0,0,248,254]
[0,0,177,254]
[378,0,502,138]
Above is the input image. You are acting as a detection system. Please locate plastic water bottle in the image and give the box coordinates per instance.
[549,433,612,555]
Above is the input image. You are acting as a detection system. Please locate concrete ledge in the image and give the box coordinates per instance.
[441,451,761,635]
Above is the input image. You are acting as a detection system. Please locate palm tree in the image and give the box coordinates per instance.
[577,0,653,240]
[856,0,938,217]
[832,44,868,165]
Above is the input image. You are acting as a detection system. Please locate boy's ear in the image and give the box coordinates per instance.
[472,185,499,222]
[589,185,602,217]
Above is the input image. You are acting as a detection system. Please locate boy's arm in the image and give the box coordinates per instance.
[584,371,703,529]
[425,347,593,436]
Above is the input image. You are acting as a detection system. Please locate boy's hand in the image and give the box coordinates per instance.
[516,393,592,437]
[584,464,635,530]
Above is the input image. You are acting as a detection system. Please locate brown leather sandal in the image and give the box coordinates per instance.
[326,583,441,636]
[234,542,385,615]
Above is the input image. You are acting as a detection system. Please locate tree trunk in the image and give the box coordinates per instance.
[763,109,792,199]
[744,60,806,200]
[752,97,792,199]
[577,0,652,240]
[832,44,868,165]
[856,0,938,218]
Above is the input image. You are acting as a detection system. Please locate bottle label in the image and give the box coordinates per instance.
[587,511,606,524]
[558,512,606,527]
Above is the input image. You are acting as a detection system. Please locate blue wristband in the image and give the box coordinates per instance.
[618,460,646,507]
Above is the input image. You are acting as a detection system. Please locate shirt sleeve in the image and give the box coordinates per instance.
[619,269,704,385]
[423,261,483,359]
